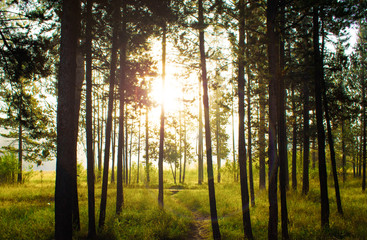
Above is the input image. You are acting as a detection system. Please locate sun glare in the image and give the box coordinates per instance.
[151,64,182,114]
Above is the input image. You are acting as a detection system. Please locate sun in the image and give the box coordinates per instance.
[150,64,183,115]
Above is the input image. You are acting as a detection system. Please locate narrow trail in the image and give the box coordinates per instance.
[189,212,211,240]
[169,189,211,240]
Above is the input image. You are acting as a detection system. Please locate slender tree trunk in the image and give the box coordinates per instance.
[145,106,150,184]
[111,99,117,184]
[342,121,346,183]
[18,119,22,183]
[116,0,126,214]
[99,0,119,227]
[216,102,221,183]
[199,0,220,238]
[238,0,253,238]
[313,6,329,228]
[259,77,266,189]
[158,23,166,208]
[362,66,366,191]
[278,2,289,237]
[179,106,182,183]
[232,86,237,182]
[267,0,279,238]
[85,0,96,236]
[246,56,255,207]
[129,122,133,185]
[137,110,141,184]
[55,0,80,238]
[183,121,187,183]
[125,109,129,184]
[291,84,297,190]
[302,80,310,195]
[198,76,204,185]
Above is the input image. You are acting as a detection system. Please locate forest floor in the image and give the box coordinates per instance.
[1,170,367,239]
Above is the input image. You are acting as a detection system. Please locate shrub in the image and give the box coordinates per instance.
[0,152,18,183]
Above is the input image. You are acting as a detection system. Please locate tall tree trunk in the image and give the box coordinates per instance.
[18,118,22,183]
[291,83,297,190]
[216,101,221,183]
[85,0,96,236]
[246,55,255,206]
[129,122,133,185]
[278,2,289,238]
[99,0,119,227]
[313,6,329,228]
[362,64,366,191]
[267,0,279,238]
[145,106,150,184]
[116,0,126,214]
[232,86,237,182]
[179,105,182,183]
[158,23,166,208]
[342,121,346,183]
[302,79,310,195]
[198,76,204,185]
[199,0,221,238]
[183,121,187,183]
[55,0,80,238]
[137,109,141,184]
[125,109,129,184]
[111,99,117,184]
[259,77,266,189]
[238,0,254,238]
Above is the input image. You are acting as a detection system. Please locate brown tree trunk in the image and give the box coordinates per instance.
[99,0,119,227]
[313,6,330,228]
[85,0,96,236]
[116,0,126,214]
[267,0,279,238]
[199,0,221,238]
[238,0,253,238]
[158,23,166,208]
[55,0,80,238]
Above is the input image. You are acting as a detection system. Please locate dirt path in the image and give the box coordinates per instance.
[188,212,211,240]
[169,189,211,239]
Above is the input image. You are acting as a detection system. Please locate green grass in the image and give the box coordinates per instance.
[0,169,367,239]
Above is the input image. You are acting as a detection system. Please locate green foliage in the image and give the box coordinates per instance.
[0,152,17,183]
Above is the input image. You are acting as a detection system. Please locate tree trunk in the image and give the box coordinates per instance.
[198,76,204,185]
[111,100,117,184]
[313,6,329,228]
[291,83,297,190]
[18,119,22,183]
[85,0,96,236]
[145,106,150,184]
[199,0,221,238]
[137,109,141,184]
[125,109,129,184]
[259,77,266,189]
[158,23,166,208]
[232,86,237,182]
[238,0,254,238]
[216,101,221,183]
[342,121,346,183]
[116,0,126,214]
[99,0,119,227]
[302,79,310,195]
[55,0,80,238]
[246,46,255,206]
[278,2,289,237]
[267,0,279,238]
[362,64,366,191]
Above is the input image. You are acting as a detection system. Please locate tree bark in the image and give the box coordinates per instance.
[145,106,150,184]
[302,79,310,195]
[238,0,254,238]
[85,0,96,236]
[267,0,279,238]
[55,0,80,238]
[99,0,119,227]
[116,0,126,214]
[291,84,297,190]
[313,6,330,228]
[158,23,166,209]
[198,76,204,185]
[199,0,221,238]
